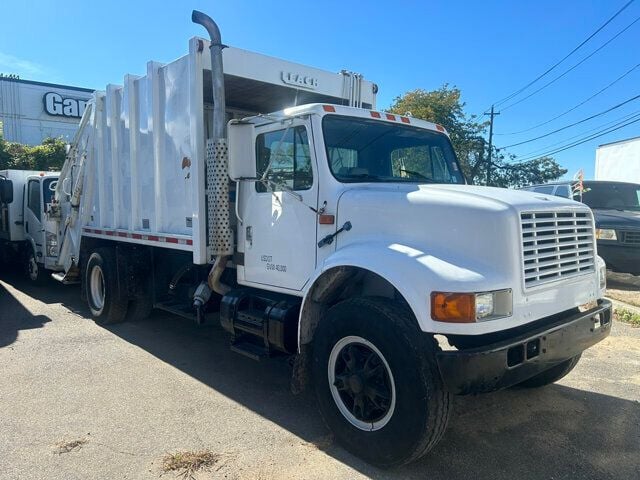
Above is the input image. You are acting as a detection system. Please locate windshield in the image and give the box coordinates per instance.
[580,182,640,211]
[323,116,465,184]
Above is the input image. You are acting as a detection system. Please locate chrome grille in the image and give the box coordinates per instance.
[521,210,595,287]
[621,230,640,245]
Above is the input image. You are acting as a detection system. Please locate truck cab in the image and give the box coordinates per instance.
[0,170,61,282]
[233,104,466,294]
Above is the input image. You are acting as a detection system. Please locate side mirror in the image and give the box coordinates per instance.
[227,120,257,181]
[0,179,13,204]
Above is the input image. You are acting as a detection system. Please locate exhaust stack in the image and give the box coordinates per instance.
[192,10,233,296]
[192,10,226,142]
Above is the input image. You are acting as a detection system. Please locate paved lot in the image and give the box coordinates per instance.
[1,269,639,480]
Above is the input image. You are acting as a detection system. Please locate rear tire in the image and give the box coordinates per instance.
[126,275,153,322]
[517,354,582,388]
[85,248,128,325]
[311,297,451,467]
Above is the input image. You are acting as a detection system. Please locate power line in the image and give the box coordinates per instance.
[499,14,640,112]
[500,93,640,148]
[496,63,640,135]
[514,109,640,156]
[514,114,640,161]
[491,0,636,108]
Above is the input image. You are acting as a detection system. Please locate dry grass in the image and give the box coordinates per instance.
[607,288,640,308]
[615,308,640,327]
[53,438,87,454]
[161,450,221,479]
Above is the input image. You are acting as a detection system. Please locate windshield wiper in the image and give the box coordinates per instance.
[398,169,435,182]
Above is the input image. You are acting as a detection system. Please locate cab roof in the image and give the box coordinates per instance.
[250,103,449,137]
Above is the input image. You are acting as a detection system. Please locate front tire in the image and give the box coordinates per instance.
[517,354,582,388]
[85,248,128,325]
[25,247,47,285]
[311,297,451,467]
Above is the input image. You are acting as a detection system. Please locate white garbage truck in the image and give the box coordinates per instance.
[47,11,612,467]
[0,169,62,282]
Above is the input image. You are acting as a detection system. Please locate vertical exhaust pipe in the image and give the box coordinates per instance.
[192,10,232,298]
[192,10,227,143]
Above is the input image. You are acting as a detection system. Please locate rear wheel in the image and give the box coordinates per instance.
[516,354,582,388]
[126,275,153,321]
[85,248,128,325]
[311,297,451,467]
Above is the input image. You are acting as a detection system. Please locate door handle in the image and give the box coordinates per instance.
[25,222,29,233]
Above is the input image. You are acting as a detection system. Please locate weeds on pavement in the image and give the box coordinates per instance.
[162,450,221,479]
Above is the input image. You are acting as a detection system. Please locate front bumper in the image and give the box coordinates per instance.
[598,243,640,275]
[437,300,612,395]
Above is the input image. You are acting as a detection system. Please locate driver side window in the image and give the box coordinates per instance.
[255,126,313,192]
[27,180,41,221]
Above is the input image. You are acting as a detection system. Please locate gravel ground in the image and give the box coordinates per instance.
[0,269,639,480]
[607,271,640,309]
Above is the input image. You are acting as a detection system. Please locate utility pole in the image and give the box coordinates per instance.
[484,105,500,186]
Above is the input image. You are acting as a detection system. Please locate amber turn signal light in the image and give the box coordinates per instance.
[431,292,476,323]
[318,214,335,225]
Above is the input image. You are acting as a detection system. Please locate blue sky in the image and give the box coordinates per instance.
[1,0,638,180]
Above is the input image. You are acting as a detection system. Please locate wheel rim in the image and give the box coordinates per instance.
[27,253,39,281]
[89,265,106,311]
[328,335,396,431]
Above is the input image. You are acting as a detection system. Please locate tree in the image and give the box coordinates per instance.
[0,137,67,171]
[475,150,567,188]
[388,86,567,187]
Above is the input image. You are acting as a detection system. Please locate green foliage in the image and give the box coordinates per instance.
[0,137,67,171]
[615,308,640,327]
[388,85,567,187]
[476,151,568,188]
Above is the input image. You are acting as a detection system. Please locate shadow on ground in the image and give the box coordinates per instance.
[607,270,640,291]
[0,266,51,347]
[1,268,638,479]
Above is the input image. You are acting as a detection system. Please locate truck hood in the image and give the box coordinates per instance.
[335,183,590,287]
[593,208,640,229]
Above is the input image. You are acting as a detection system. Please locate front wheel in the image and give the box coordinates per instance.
[311,297,451,467]
[25,247,47,285]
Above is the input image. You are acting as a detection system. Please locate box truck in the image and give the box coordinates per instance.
[0,169,62,282]
[595,136,640,183]
[45,11,612,467]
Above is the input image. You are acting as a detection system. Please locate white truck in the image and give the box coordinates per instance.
[595,136,640,183]
[0,169,62,282]
[46,11,612,467]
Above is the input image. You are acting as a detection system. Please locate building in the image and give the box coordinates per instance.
[595,136,640,184]
[0,75,93,145]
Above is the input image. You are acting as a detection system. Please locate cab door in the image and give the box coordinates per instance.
[24,178,45,260]
[240,120,318,292]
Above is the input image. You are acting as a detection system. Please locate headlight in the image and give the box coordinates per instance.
[45,232,58,257]
[431,289,512,323]
[597,256,607,291]
[595,228,617,241]
[475,293,494,319]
